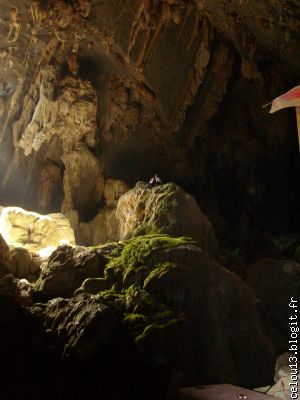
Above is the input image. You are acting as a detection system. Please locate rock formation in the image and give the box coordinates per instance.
[0,1,299,399]
[0,206,75,255]
[116,182,217,253]
[29,234,275,387]
[34,244,106,300]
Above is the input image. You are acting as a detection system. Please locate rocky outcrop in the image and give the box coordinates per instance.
[76,234,274,387]
[104,179,130,207]
[116,182,217,254]
[0,232,281,395]
[34,245,107,300]
[0,206,75,255]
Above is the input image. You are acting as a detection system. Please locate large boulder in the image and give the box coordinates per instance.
[33,245,107,300]
[78,234,274,387]
[0,207,76,256]
[116,182,217,254]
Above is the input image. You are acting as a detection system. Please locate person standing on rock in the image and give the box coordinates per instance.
[149,174,162,186]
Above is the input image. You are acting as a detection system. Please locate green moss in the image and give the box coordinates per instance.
[143,262,178,288]
[133,223,164,237]
[120,285,181,351]
[97,287,125,310]
[105,234,194,288]
[75,234,194,362]
[121,284,163,314]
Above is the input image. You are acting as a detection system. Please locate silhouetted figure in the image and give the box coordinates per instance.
[149,174,162,186]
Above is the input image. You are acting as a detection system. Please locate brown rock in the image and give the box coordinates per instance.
[116,182,218,254]
[33,245,107,300]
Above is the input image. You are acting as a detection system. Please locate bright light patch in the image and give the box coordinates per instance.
[0,206,76,256]
[38,246,57,259]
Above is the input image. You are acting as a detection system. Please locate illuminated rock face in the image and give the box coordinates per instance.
[13,56,103,218]
[116,182,218,253]
[0,207,75,256]
[34,245,106,300]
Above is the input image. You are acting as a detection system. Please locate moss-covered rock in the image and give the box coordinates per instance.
[116,182,218,254]
[27,234,276,388]
[75,234,274,387]
[76,234,195,294]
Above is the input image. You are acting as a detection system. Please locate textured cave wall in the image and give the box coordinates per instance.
[0,0,299,239]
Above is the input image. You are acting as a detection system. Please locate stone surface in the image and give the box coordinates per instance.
[11,57,103,218]
[0,206,76,255]
[8,246,41,278]
[91,206,120,246]
[103,179,130,207]
[42,293,118,359]
[116,182,217,253]
[61,144,103,216]
[34,245,107,300]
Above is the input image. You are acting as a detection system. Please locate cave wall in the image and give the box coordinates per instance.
[0,0,299,237]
